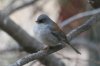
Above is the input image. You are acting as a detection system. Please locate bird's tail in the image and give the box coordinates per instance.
[65,41,81,54]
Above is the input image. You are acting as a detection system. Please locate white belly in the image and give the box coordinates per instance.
[33,24,59,46]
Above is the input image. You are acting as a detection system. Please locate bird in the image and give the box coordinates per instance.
[33,14,81,54]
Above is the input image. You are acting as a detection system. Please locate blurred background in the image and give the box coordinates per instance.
[0,0,100,66]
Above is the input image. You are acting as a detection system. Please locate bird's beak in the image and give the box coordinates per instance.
[35,20,38,22]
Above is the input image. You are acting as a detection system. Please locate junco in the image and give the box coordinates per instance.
[33,14,80,54]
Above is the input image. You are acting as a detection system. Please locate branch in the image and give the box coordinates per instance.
[67,15,97,41]
[60,8,100,28]
[0,12,65,66]
[0,13,39,52]
[3,0,38,16]
[9,45,65,66]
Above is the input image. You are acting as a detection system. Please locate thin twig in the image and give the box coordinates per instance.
[60,8,100,28]
[3,0,38,16]
[67,15,97,41]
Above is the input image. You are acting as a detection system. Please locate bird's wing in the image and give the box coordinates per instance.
[49,22,81,54]
[49,22,69,43]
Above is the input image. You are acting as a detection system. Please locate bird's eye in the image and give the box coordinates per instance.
[39,19,44,23]
[37,19,46,23]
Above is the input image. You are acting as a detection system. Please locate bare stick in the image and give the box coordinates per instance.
[9,45,64,66]
[60,8,100,28]
[67,15,97,41]
[3,0,38,16]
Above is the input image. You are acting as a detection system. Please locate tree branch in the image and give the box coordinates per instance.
[9,45,65,66]
[60,8,100,28]
[67,15,97,41]
[0,11,65,66]
[3,0,38,16]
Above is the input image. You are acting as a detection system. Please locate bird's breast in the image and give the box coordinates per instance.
[33,24,50,41]
[33,24,59,46]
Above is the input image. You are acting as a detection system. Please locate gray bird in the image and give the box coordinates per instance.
[33,14,81,54]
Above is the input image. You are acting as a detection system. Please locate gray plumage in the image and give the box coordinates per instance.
[33,14,81,54]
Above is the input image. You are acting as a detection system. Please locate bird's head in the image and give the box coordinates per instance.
[36,14,52,24]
